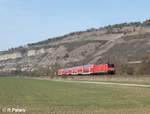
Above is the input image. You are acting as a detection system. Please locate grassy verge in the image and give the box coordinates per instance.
[59,75,150,85]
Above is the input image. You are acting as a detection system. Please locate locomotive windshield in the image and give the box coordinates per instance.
[108,63,114,67]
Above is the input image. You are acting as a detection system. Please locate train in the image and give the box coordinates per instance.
[58,63,115,76]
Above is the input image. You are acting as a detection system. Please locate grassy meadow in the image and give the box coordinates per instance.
[0,77,149,114]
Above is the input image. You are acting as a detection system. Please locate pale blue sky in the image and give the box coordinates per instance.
[0,0,150,51]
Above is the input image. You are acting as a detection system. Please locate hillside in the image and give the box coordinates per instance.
[0,20,150,76]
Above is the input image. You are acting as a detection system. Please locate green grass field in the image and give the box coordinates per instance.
[0,77,150,114]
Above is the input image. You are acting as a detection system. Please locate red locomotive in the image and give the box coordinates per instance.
[58,63,115,76]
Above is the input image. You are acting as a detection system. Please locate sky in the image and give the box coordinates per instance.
[0,0,150,51]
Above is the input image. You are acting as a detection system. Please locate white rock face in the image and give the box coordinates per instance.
[46,48,55,53]
[37,48,46,55]
[27,48,47,57]
[27,50,36,56]
[0,52,22,61]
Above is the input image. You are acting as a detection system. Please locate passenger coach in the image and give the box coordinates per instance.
[58,63,115,76]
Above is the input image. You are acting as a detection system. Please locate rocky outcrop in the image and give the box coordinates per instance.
[0,52,22,61]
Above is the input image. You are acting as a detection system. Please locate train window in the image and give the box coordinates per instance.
[108,64,114,67]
